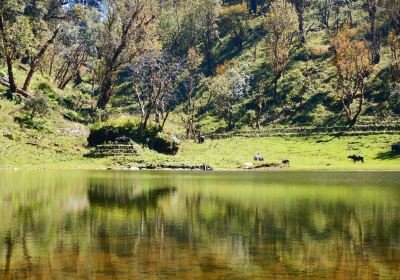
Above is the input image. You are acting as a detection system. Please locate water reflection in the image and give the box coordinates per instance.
[0,171,399,279]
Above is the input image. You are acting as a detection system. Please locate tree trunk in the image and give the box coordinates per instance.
[59,76,73,89]
[256,103,262,130]
[0,14,17,95]
[23,27,60,91]
[96,8,154,109]
[142,109,152,132]
[161,111,170,130]
[350,93,364,127]
[249,0,257,14]
[295,5,306,44]
[49,52,56,77]
[0,78,32,98]
[5,56,17,94]
[96,67,114,109]
[367,2,380,64]
[273,73,281,97]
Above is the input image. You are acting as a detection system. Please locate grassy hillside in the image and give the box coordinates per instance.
[0,2,399,170]
[1,94,399,170]
[183,3,400,133]
[0,58,399,170]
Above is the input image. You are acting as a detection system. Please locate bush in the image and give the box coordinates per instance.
[21,94,51,119]
[35,82,57,100]
[152,132,180,155]
[87,117,180,154]
[14,115,47,130]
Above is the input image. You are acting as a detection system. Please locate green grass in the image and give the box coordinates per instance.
[1,92,399,170]
[176,135,400,170]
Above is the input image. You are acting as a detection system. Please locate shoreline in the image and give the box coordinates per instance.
[1,166,400,172]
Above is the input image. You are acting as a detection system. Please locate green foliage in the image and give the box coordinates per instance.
[14,94,51,130]
[88,117,181,154]
[152,132,180,155]
[35,82,57,100]
[389,83,400,115]
[219,4,249,50]
[21,94,51,119]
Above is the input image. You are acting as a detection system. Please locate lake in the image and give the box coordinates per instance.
[0,170,399,279]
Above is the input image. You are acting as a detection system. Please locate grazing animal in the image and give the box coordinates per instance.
[202,164,213,171]
[282,159,290,165]
[198,135,205,144]
[254,154,264,161]
[392,144,400,153]
[348,155,364,163]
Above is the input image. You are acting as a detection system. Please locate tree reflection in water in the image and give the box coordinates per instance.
[0,171,399,279]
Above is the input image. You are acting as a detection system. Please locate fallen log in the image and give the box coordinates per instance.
[0,78,32,98]
[0,77,72,120]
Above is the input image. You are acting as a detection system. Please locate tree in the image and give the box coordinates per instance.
[182,48,203,139]
[289,0,310,44]
[332,26,372,125]
[264,0,298,95]
[249,0,257,14]
[0,0,30,94]
[317,0,356,31]
[388,30,400,82]
[130,51,182,131]
[198,0,221,73]
[213,64,251,130]
[381,0,400,32]
[53,5,98,89]
[22,26,60,91]
[95,0,159,109]
[0,0,68,94]
[159,0,220,73]
[21,0,70,91]
[364,0,380,64]
[229,4,248,51]
[316,0,332,29]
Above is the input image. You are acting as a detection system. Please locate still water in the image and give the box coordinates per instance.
[0,170,399,279]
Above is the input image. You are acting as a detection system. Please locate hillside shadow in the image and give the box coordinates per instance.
[375,142,400,160]
[375,151,400,160]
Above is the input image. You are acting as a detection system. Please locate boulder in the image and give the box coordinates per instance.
[243,162,254,169]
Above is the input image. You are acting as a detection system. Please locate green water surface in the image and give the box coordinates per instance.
[0,170,399,279]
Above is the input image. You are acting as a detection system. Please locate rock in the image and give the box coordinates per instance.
[348,147,359,151]
[129,166,140,170]
[243,162,254,169]
[114,136,131,144]
[3,131,13,140]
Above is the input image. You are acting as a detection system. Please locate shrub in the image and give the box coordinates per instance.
[21,94,51,119]
[87,117,180,155]
[88,118,143,146]
[389,83,400,115]
[152,132,180,155]
[35,82,57,100]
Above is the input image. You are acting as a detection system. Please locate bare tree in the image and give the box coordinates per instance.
[130,51,182,131]
[96,0,159,109]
